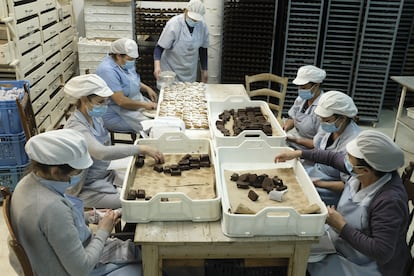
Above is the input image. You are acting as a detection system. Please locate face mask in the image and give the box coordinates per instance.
[122,60,135,70]
[344,156,364,177]
[87,104,108,117]
[186,17,198,28]
[298,89,313,100]
[321,121,339,133]
[69,172,83,186]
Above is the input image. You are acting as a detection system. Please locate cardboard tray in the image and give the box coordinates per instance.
[215,140,327,237]
[121,132,221,223]
[208,96,286,148]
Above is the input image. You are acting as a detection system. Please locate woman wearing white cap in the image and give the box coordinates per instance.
[64,74,164,209]
[275,130,411,276]
[283,65,326,149]
[154,0,209,82]
[11,129,142,275]
[96,38,158,133]
[306,91,361,206]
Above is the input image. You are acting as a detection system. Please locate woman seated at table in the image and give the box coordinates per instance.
[64,74,164,209]
[96,38,158,133]
[304,91,361,206]
[275,130,411,276]
[10,129,142,275]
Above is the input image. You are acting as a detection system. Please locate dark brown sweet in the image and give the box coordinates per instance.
[236,180,250,189]
[262,177,275,193]
[179,164,190,171]
[190,163,200,169]
[189,156,200,163]
[238,173,249,182]
[163,166,171,174]
[145,196,152,201]
[248,189,259,201]
[200,154,210,162]
[127,189,136,200]
[181,153,192,161]
[135,157,144,168]
[171,169,182,176]
[178,159,190,166]
[273,176,283,187]
[161,197,169,202]
[230,173,239,181]
[247,173,258,185]
[137,189,146,198]
[276,185,288,191]
[153,164,164,173]
[200,161,211,167]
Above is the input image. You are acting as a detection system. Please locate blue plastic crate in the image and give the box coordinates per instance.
[0,163,30,202]
[0,80,29,134]
[0,132,29,166]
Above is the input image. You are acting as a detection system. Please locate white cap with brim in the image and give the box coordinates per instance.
[186,0,205,21]
[292,65,326,85]
[346,130,405,172]
[25,129,93,170]
[314,91,358,118]
[111,38,139,58]
[64,74,113,99]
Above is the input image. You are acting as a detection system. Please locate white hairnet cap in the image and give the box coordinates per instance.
[25,129,93,170]
[110,38,139,58]
[292,65,326,85]
[346,130,404,172]
[314,90,358,118]
[186,0,205,21]
[64,74,113,99]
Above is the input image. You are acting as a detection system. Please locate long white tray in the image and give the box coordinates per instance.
[120,132,221,223]
[216,140,327,237]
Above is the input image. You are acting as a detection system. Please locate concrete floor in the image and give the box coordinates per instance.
[0,109,413,275]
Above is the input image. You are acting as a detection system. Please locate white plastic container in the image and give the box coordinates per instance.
[215,140,327,237]
[121,132,221,222]
[407,107,414,119]
[208,96,286,148]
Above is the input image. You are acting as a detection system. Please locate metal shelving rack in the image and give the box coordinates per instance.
[350,0,403,123]
[221,0,277,84]
[320,0,363,94]
[281,0,325,113]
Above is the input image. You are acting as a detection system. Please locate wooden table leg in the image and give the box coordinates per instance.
[291,243,311,276]
[141,245,160,276]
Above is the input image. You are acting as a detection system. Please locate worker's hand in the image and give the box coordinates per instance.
[98,209,120,233]
[286,136,297,143]
[139,145,165,164]
[325,205,346,232]
[154,61,161,80]
[147,87,158,102]
[274,150,302,163]
[282,118,294,131]
[201,70,208,83]
[144,101,157,110]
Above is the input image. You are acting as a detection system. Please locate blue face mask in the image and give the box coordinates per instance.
[321,121,339,133]
[122,60,135,71]
[87,104,108,117]
[298,89,313,100]
[344,156,364,177]
[69,172,83,186]
[186,17,198,28]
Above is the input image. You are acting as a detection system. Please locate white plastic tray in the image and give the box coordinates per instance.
[121,132,221,223]
[215,140,327,237]
[208,96,286,148]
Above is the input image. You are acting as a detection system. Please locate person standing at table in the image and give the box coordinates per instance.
[96,38,158,133]
[283,65,326,149]
[153,0,209,83]
[64,74,164,209]
[275,130,411,276]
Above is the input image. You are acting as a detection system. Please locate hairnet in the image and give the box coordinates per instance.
[25,129,93,170]
[314,91,358,118]
[110,38,139,58]
[292,65,326,85]
[346,130,404,172]
[64,74,113,99]
[186,0,205,21]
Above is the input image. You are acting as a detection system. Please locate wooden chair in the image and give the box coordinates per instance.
[402,162,414,276]
[16,83,38,140]
[245,73,288,124]
[1,186,35,276]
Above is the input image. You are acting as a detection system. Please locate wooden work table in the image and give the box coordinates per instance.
[135,220,317,276]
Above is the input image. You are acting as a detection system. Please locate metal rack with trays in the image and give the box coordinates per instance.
[221,0,276,85]
[0,0,76,132]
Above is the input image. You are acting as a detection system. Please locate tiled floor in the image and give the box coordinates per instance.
[0,109,413,275]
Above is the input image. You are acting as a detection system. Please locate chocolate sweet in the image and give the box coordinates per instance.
[230,173,239,181]
[154,164,164,173]
[248,189,259,201]
[236,180,250,189]
[137,189,146,198]
[127,189,137,200]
